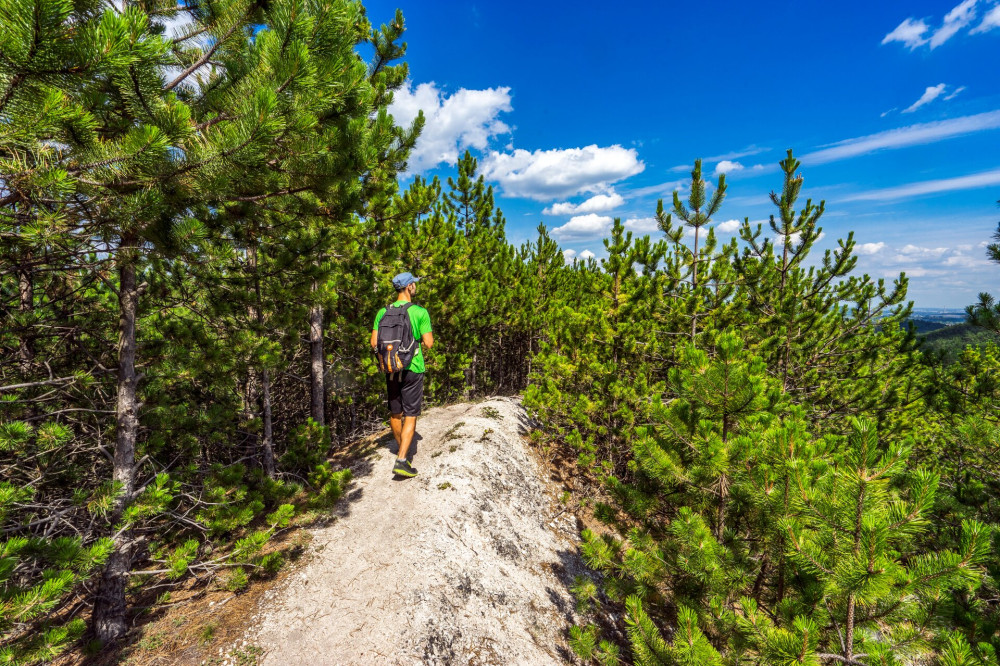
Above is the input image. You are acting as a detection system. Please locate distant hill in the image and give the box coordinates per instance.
[906,318,948,335]
[909,307,968,325]
[918,323,1000,363]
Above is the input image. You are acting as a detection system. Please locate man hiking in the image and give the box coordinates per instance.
[371,272,433,478]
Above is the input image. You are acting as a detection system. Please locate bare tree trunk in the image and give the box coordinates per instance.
[527,334,533,381]
[350,398,357,438]
[261,367,275,476]
[497,331,504,392]
[471,351,478,394]
[309,280,325,426]
[93,240,140,643]
[843,594,857,662]
[17,257,34,373]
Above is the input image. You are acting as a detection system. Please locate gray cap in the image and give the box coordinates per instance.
[392,272,421,290]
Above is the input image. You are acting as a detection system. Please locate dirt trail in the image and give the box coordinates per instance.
[228,397,589,665]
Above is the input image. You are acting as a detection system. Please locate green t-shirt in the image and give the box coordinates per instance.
[373,301,432,373]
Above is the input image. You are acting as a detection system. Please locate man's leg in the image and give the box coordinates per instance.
[390,413,403,448]
[392,372,423,477]
[387,373,403,454]
[397,415,417,461]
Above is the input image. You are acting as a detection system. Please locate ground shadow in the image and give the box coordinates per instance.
[550,547,627,656]
[512,405,539,438]
[386,430,422,460]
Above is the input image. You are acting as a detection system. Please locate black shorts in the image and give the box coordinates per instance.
[386,370,424,417]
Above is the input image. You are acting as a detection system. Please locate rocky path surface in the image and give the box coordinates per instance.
[235,398,589,665]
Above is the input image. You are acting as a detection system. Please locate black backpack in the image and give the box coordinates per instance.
[375,303,418,374]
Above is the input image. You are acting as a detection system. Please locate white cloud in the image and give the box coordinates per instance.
[716,219,741,233]
[543,191,625,215]
[481,144,644,200]
[841,167,1000,201]
[882,17,931,49]
[624,217,659,233]
[930,0,979,48]
[854,233,1000,302]
[944,85,967,100]
[779,231,826,246]
[856,242,886,255]
[903,84,948,113]
[884,85,962,117]
[971,4,1000,33]
[883,1,983,50]
[899,244,950,258]
[629,179,686,198]
[562,249,577,260]
[388,81,512,174]
[893,266,942,278]
[544,202,576,215]
[157,8,214,87]
[705,145,769,162]
[714,160,744,176]
[550,214,614,241]
[579,250,596,260]
[875,243,991,273]
[801,110,1000,164]
[670,145,770,171]
[161,9,200,41]
[943,253,977,266]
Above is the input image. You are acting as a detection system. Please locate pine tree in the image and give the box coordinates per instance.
[732,150,919,433]
[299,7,415,430]
[573,335,991,664]
[561,155,990,665]
[775,418,990,663]
[659,159,731,342]
[442,151,511,394]
[512,224,568,388]
[525,218,667,476]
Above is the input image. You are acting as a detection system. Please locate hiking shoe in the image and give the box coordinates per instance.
[393,459,418,477]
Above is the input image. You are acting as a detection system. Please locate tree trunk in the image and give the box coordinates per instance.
[261,367,275,477]
[309,281,325,426]
[93,241,141,643]
[17,257,34,374]
[690,225,700,341]
[471,351,478,394]
[843,478,867,661]
[715,474,728,541]
[751,554,768,601]
[250,245,276,477]
[497,331,504,392]
[844,594,856,662]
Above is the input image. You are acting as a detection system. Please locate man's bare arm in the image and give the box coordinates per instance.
[422,331,434,350]
[370,329,378,351]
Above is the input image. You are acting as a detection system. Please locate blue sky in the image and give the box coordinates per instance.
[367,0,1000,307]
